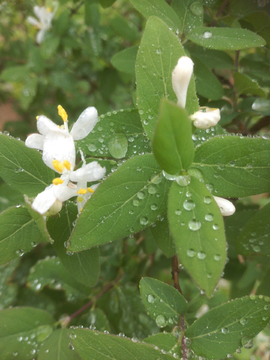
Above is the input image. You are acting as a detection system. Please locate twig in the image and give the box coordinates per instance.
[69,0,84,17]
[210,0,230,26]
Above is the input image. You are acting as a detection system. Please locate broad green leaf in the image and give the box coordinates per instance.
[0,183,24,213]
[109,10,138,42]
[186,45,234,69]
[39,329,80,360]
[0,307,54,359]
[186,27,266,50]
[192,136,270,197]
[136,16,199,140]
[152,99,194,174]
[111,46,138,75]
[252,98,270,115]
[140,277,188,327]
[193,56,224,100]
[47,202,99,288]
[234,72,267,98]
[68,154,170,252]
[257,267,270,297]
[0,65,30,82]
[130,0,181,32]
[0,206,44,265]
[19,77,38,110]
[0,135,54,197]
[77,109,150,159]
[79,308,111,332]
[236,202,270,256]
[99,0,116,7]
[240,12,270,48]
[0,259,19,310]
[168,178,226,297]
[28,257,91,301]
[171,0,203,33]
[70,328,177,359]
[185,295,270,359]
[144,333,181,355]
[146,216,176,258]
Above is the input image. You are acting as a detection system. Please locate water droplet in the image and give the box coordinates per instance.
[197,251,206,260]
[205,213,214,221]
[176,174,191,187]
[137,191,145,200]
[189,1,203,16]
[185,190,192,198]
[15,249,24,257]
[203,31,212,39]
[207,273,212,278]
[250,294,256,300]
[205,184,214,192]
[214,254,221,261]
[87,144,97,152]
[212,224,219,230]
[183,200,195,211]
[188,219,201,231]
[133,199,140,206]
[140,216,148,226]
[187,249,196,257]
[147,185,157,194]
[151,204,157,211]
[204,196,212,204]
[156,314,166,328]
[264,305,269,310]
[229,161,236,166]
[221,327,229,334]
[108,133,128,159]
[175,209,181,215]
[188,168,203,180]
[240,318,247,325]
[162,171,179,181]
[151,173,162,184]
[148,294,156,303]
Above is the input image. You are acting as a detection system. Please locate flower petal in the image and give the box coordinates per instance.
[172,56,194,109]
[190,107,220,129]
[27,16,40,27]
[213,196,235,216]
[32,185,56,214]
[33,6,45,20]
[37,115,60,135]
[36,29,46,44]
[70,161,106,182]
[25,134,44,150]
[70,107,98,140]
[54,184,77,202]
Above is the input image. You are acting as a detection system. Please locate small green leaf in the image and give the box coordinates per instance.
[0,66,30,82]
[187,45,234,69]
[0,206,44,265]
[168,178,226,297]
[111,46,138,75]
[171,0,203,33]
[47,202,99,288]
[192,136,270,197]
[187,27,266,50]
[68,154,170,252]
[39,329,81,360]
[130,0,181,32]
[109,10,138,42]
[0,259,19,310]
[185,295,270,359]
[0,307,54,359]
[236,202,270,256]
[152,99,194,174]
[70,328,177,359]
[0,135,54,197]
[136,16,199,140]
[234,72,267,98]
[140,277,188,327]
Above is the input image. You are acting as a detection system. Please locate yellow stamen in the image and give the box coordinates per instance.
[53,160,64,173]
[36,116,39,120]
[77,196,84,203]
[63,160,71,171]
[52,178,64,185]
[57,105,68,122]
[46,7,52,12]
[87,187,95,193]
[77,188,87,195]
[79,208,83,212]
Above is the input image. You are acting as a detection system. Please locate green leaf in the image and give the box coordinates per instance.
[192,136,270,197]
[111,46,138,75]
[109,10,138,42]
[168,178,226,297]
[187,45,234,69]
[144,333,181,355]
[0,183,24,213]
[185,295,270,359]
[79,308,111,332]
[0,66,30,82]
[0,259,19,310]
[130,0,181,32]
[68,154,170,252]
[145,216,176,258]
[152,99,194,174]
[19,77,38,110]
[28,257,91,301]
[193,56,224,100]
[234,72,267,98]
[136,16,199,140]
[47,202,99,288]
[70,328,177,359]
[40,36,60,59]
[171,0,203,33]
[0,307,54,359]
[236,202,270,256]
[77,109,150,159]
[257,267,270,297]
[140,277,188,327]
[0,135,54,197]
[186,27,266,50]
[0,206,44,265]
[39,329,81,360]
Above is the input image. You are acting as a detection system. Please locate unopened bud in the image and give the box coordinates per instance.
[190,107,220,129]
[213,196,235,216]
[172,56,194,109]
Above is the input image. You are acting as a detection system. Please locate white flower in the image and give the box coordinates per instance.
[32,154,106,215]
[25,105,98,172]
[172,56,194,109]
[189,107,221,129]
[27,5,57,44]
[213,196,235,216]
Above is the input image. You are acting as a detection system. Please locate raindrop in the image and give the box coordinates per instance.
[175,209,181,215]
[229,161,236,166]
[214,254,221,261]
[162,171,178,181]
[87,144,97,152]
[205,213,214,221]
[188,168,203,180]
[187,249,196,257]
[197,251,206,260]
[188,219,201,231]
[156,315,166,328]
[204,196,212,204]
[151,173,162,184]
[203,31,212,39]
[183,200,195,211]
[108,133,128,159]
[221,327,229,334]
[15,249,24,257]
[189,1,203,16]
[151,204,157,211]
[239,318,247,325]
[176,174,191,187]
[264,305,269,310]
[185,191,192,198]
[148,294,156,303]
[137,191,145,200]
[205,184,214,192]
[212,224,219,230]
[207,273,212,278]
[140,216,148,226]
[133,199,140,207]
[147,185,157,194]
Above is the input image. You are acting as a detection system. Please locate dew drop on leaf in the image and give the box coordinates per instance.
[183,200,195,211]
[156,314,166,328]
[204,196,212,204]
[147,294,156,303]
[205,213,214,221]
[187,249,196,257]
[188,219,201,231]
[197,251,206,260]
[108,133,128,159]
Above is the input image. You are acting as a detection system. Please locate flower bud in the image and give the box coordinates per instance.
[189,107,220,129]
[172,56,194,109]
[213,196,235,216]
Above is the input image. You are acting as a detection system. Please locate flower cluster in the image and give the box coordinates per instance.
[27,4,57,44]
[26,105,106,215]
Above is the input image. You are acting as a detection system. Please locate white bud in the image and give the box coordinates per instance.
[172,56,194,109]
[190,107,221,129]
[213,196,235,216]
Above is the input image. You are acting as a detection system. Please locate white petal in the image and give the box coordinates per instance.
[32,185,56,214]
[54,184,77,202]
[25,134,44,150]
[190,107,220,129]
[213,196,235,216]
[37,115,60,135]
[33,6,45,20]
[172,56,194,109]
[70,107,98,140]
[42,132,76,171]
[70,162,106,182]
[36,29,46,44]
[27,16,40,27]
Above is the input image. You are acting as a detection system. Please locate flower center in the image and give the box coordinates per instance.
[52,159,72,173]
